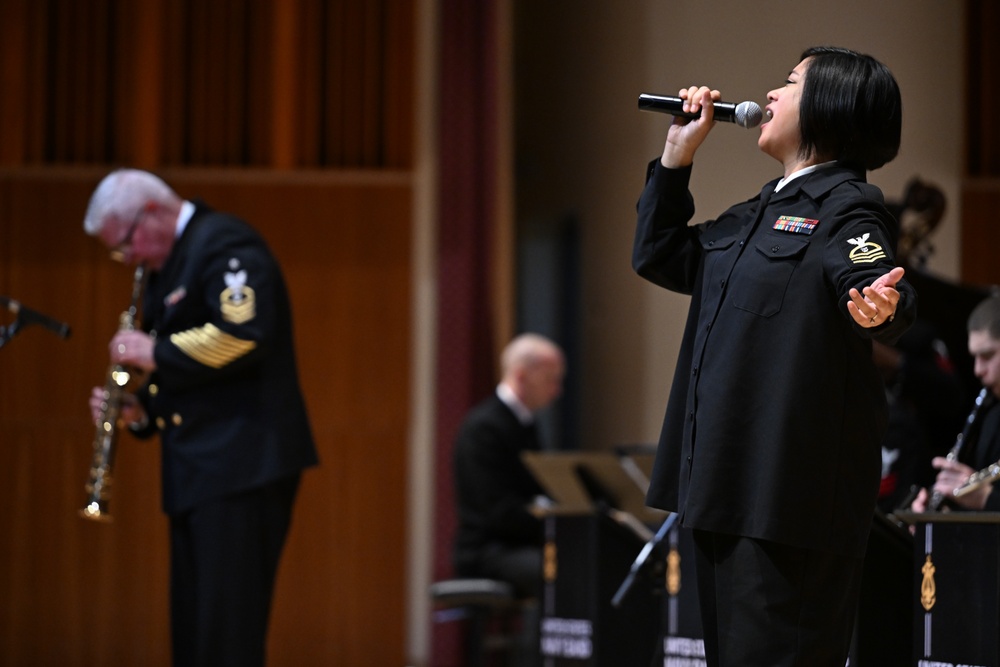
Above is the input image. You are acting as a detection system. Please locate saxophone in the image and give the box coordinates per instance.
[79,266,146,522]
[928,388,991,511]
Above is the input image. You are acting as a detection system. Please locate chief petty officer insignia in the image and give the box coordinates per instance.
[844,232,887,265]
[220,257,256,324]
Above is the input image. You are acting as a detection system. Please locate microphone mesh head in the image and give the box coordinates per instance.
[735,101,763,129]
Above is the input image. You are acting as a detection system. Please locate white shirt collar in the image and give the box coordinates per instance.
[496,383,534,425]
[175,200,195,238]
[774,160,837,192]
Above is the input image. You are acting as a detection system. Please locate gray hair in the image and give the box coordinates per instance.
[83,169,179,236]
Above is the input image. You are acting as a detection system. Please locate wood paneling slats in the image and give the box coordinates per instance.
[49,1,71,161]
[294,0,325,167]
[383,0,415,169]
[128,0,166,167]
[0,0,28,164]
[966,0,1000,176]
[25,3,49,163]
[270,0,298,168]
[324,1,349,165]
[961,1,1000,287]
[160,0,188,166]
[960,179,1000,287]
[223,0,247,165]
[361,2,384,167]
[186,1,215,164]
[3,0,413,169]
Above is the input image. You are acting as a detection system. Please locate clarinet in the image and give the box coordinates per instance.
[928,388,990,511]
[953,459,1000,500]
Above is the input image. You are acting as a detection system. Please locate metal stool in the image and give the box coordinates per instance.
[430,578,524,666]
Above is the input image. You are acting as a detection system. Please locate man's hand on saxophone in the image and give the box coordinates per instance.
[89,386,147,430]
[110,330,157,373]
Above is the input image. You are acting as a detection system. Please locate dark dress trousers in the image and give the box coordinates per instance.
[135,203,318,667]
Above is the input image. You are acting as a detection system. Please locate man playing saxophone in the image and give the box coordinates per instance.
[912,293,1000,511]
[84,169,319,667]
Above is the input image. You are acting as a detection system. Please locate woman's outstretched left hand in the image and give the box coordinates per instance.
[847,266,904,328]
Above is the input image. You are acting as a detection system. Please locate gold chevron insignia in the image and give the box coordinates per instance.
[170,323,257,368]
[847,241,887,264]
[220,285,256,324]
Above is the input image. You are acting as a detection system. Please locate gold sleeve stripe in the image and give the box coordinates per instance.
[169,323,258,369]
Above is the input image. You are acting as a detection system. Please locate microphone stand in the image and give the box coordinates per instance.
[0,314,23,349]
[611,512,678,608]
[0,296,70,349]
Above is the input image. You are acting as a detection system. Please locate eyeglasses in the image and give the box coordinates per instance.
[109,207,146,263]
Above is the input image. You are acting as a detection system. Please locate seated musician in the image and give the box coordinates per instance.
[452,333,565,597]
[912,294,1000,511]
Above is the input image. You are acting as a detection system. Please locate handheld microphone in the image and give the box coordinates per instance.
[638,93,763,129]
[0,297,71,338]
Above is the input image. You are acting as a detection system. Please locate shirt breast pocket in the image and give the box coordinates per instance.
[731,236,810,317]
[701,235,738,287]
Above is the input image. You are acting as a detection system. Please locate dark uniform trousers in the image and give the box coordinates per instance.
[169,474,300,667]
[692,529,862,667]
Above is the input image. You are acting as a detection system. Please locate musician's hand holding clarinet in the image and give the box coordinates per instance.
[911,459,995,512]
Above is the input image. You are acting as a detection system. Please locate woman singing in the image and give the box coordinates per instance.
[633,46,916,666]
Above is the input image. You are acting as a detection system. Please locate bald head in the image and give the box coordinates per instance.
[500,334,565,412]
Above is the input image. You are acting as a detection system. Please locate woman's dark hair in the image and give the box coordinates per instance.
[798,46,902,171]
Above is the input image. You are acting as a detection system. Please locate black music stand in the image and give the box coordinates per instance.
[522,451,665,666]
[895,510,1000,666]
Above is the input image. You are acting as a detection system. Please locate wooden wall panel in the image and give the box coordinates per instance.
[960,179,1000,288]
[965,0,1000,176]
[961,0,1000,288]
[0,170,411,666]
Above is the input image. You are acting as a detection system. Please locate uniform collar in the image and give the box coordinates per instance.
[774,160,836,192]
[770,163,864,202]
[175,200,195,239]
[497,383,534,425]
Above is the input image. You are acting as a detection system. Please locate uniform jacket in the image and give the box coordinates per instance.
[136,203,318,515]
[633,161,916,557]
[452,393,545,575]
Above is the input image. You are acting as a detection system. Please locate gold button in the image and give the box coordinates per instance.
[148,384,159,396]
[171,413,183,426]
[155,417,166,429]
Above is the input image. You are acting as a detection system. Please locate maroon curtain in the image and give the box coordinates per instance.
[430,1,503,664]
